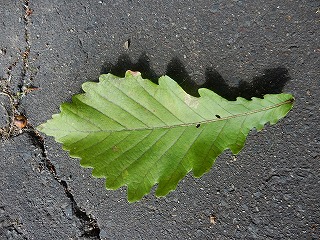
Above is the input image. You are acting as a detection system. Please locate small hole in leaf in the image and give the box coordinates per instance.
[196,124,200,128]
[215,114,221,119]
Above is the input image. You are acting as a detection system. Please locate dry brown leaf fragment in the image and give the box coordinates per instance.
[14,115,27,129]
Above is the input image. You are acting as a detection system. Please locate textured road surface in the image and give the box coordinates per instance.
[1,0,319,239]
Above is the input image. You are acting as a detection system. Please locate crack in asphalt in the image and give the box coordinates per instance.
[20,0,40,94]
[27,130,101,239]
[1,2,101,239]
[21,0,31,91]
[21,1,101,238]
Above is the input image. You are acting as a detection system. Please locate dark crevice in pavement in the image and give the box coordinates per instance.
[5,58,19,83]
[60,179,101,239]
[1,2,102,238]
[1,1,36,136]
[20,0,39,96]
[26,129,101,239]
[21,0,32,91]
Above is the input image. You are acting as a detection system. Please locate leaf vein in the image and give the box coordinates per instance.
[158,125,207,192]
[91,88,149,128]
[108,79,169,126]
[135,78,185,123]
[106,129,167,186]
[63,106,103,130]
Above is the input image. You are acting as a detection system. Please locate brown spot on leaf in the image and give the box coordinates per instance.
[127,70,141,76]
[112,145,120,152]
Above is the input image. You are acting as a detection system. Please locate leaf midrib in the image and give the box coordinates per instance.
[49,99,292,134]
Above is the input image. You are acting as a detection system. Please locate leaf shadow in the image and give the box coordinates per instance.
[204,67,291,100]
[101,53,291,100]
[102,54,202,97]
[101,53,158,82]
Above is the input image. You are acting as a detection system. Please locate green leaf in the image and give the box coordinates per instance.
[38,71,294,202]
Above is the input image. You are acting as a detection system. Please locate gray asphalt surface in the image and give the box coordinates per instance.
[1,0,319,239]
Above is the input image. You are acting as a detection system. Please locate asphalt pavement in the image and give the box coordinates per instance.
[1,0,319,239]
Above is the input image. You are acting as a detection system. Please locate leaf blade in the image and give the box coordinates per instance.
[38,71,294,202]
